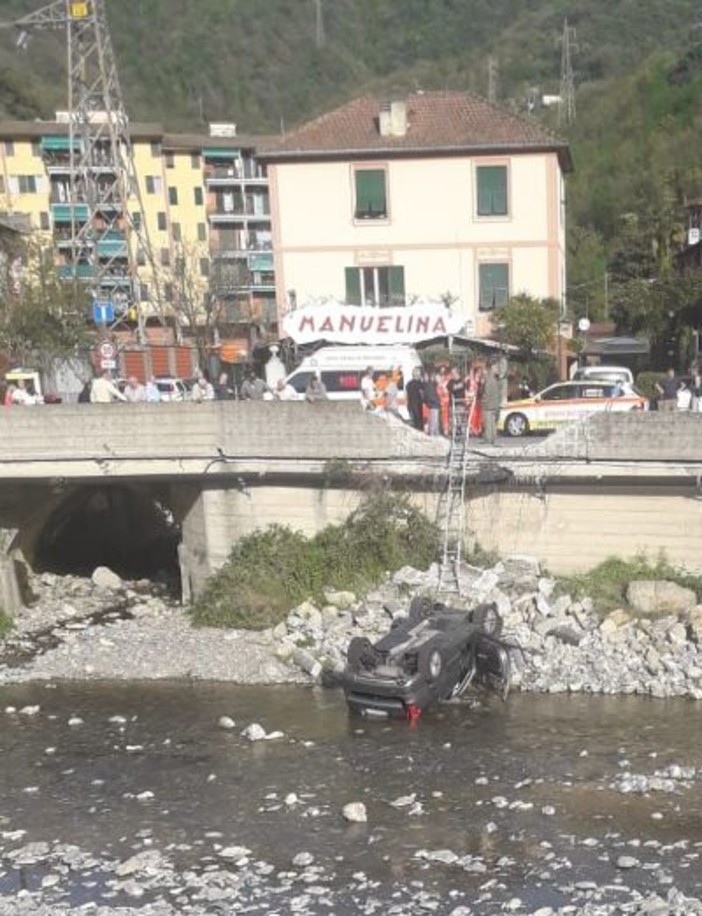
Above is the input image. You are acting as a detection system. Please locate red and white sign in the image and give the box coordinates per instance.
[98,341,116,360]
[283,301,468,346]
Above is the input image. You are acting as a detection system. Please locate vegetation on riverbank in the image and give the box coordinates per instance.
[557,555,702,614]
[190,493,441,629]
[0,608,13,635]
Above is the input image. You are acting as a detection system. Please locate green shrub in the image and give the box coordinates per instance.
[0,608,13,636]
[635,371,665,401]
[557,553,702,614]
[190,493,441,629]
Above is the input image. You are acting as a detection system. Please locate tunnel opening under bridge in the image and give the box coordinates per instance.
[34,485,181,587]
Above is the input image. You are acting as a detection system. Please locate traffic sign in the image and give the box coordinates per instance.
[100,359,117,370]
[92,300,114,324]
[98,340,116,360]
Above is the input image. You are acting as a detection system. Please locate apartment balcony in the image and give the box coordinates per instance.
[222,298,278,324]
[209,207,271,225]
[205,166,267,187]
[52,203,90,223]
[57,263,94,280]
[96,233,128,258]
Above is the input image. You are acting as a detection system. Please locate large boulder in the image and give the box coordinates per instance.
[91,566,123,591]
[626,580,697,616]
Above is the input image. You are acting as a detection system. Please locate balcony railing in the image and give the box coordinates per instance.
[52,203,90,223]
[205,164,266,182]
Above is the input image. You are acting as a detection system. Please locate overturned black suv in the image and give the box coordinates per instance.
[340,597,511,719]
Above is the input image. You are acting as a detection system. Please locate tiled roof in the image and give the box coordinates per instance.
[259,91,572,171]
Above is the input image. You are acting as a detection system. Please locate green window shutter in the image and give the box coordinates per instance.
[479,263,509,310]
[389,266,405,305]
[477,166,507,216]
[355,169,387,218]
[345,267,361,304]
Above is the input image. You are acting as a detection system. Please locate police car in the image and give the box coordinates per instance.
[500,380,648,437]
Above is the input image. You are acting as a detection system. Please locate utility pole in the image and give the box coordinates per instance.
[0,0,161,341]
[487,55,499,103]
[314,0,325,48]
[558,18,577,126]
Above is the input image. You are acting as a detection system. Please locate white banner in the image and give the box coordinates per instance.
[282,301,468,345]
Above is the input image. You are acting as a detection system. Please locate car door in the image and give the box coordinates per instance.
[534,383,578,428]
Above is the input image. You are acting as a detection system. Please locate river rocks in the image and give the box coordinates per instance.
[91,566,123,591]
[342,801,367,822]
[627,580,697,615]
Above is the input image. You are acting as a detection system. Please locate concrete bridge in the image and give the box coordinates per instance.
[1,403,702,611]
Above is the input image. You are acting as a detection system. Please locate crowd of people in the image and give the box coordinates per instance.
[655,366,702,412]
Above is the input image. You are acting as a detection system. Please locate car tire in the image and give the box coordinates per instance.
[347,636,374,672]
[472,604,503,638]
[418,643,445,682]
[408,596,433,624]
[504,412,529,437]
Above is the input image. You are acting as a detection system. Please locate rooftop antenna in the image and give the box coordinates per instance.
[558,18,577,125]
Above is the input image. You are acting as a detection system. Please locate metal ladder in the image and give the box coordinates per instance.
[436,396,474,595]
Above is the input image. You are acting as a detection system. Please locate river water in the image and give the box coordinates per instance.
[1,682,701,914]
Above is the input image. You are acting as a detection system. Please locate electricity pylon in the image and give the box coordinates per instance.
[1,0,161,340]
[558,18,577,126]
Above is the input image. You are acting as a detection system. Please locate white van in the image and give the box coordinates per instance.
[572,365,635,386]
[283,345,422,411]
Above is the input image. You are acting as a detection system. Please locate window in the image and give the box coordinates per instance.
[354,169,387,219]
[5,141,14,156]
[191,153,201,169]
[345,266,405,306]
[197,222,207,242]
[478,263,509,311]
[160,247,171,267]
[136,247,146,266]
[194,186,203,206]
[131,211,142,230]
[146,175,162,194]
[157,211,167,231]
[165,152,174,169]
[172,222,181,242]
[164,282,174,300]
[200,258,210,277]
[15,175,38,193]
[150,141,161,157]
[175,257,185,276]
[541,384,578,401]
[31,141,40,158]
[168,186,178,205]
[39,211,50,230]
[476,165,508,216]
[140,282,150,301]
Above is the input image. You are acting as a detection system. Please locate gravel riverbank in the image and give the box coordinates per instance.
[2,556,702,700]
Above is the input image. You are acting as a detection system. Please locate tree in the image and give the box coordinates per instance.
[493,294,558,357]
[0,239,91,373]
[160,240,219,362]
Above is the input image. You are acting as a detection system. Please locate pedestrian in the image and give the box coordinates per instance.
[145,377,161,402]
[191,376,215,402]
[466,365,484,437]
[3,384,16,407]
[77,380,92,403]
[423,370,441,437]
[124,376,146,402]
[360,366,376,411]
[437,366,451,435]
[405,367,425,432]
[274,378,297,400]
[447,366,467,436]
[305,374,328,401]
[482,363,502,445]
[690,365,702,413]
[382,371,403,420]
[655,368,680,412]
[240,370,268,400]
[90,370,127,403]
[214,371,236,400]
[496,348,509,405]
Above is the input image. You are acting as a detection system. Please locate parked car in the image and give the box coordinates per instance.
[500,380,648,437]
[340,598,511,719]
[572,365,634,385]
[154,377,189,402]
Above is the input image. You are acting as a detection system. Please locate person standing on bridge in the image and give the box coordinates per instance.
[90,371,126,404]
[482,363,502,446]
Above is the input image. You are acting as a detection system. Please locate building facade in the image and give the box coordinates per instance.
[0,120,277,353]
[260,92,572,338]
